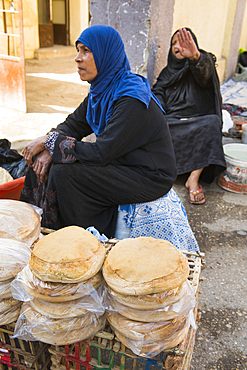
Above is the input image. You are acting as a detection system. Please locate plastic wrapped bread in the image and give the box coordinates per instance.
[104,280,196,322]
[0,238,31,281]
[13,302,106,345]
[0,278,14,299]
[0,200,41,247]
[11,265,103,303]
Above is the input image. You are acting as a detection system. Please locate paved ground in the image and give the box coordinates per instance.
[0,56,247,369]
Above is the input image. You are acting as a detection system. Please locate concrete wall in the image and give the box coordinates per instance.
[70,0,89,45]
[23,0,39,59]
[171,0,230,82]
[147,0,174,85]
[239,2,247,49]
[89,0,151,74]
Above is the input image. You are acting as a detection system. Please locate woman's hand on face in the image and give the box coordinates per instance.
[177,28,200,62]
[22,135,48,167]
[32,150,52,183]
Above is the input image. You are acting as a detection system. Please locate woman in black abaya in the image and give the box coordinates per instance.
[20,25,176,237]
[152,28,226,204]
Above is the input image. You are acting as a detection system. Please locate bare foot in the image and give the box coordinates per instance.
[188,186,205,204]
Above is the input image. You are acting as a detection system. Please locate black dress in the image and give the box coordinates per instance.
[20,96,176,238]
[152,47,226,183]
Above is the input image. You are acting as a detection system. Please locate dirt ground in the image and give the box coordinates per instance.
[0,55,247,369]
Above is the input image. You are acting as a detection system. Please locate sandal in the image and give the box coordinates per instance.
[188,184,205,204]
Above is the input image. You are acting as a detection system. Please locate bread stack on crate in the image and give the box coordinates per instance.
[11,226,106,345]
[0,199,41,326]
[103,237,197,357]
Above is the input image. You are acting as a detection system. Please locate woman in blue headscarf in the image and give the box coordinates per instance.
[20,25,176,237]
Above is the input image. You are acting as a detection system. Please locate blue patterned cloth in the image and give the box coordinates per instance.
[115,188,200,252]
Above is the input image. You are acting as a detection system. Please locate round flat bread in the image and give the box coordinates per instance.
[0,304,21,326]
[0,238,31,281]
[0,167,13,184]
[112,322,190,356]
[103,237,189,295]
[107,311,187,341]
[29,292,103,318]
[0,231,18,240]
[29,226,106,282]
[108,296,180,322]
[0,199,40,246]
[106,281,196,322]
[21,265,103,302]
[0,278,13,299]
[23,314,106,345]
[23,302,101,333]
[0,298,21,314]
[107,284,183,310]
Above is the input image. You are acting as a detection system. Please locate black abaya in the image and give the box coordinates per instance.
[20,97,176,237]
[152,29,226,182]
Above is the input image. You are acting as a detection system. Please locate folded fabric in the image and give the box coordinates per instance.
[116,189,200,253]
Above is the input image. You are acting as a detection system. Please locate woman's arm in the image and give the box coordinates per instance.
[177,28,213,87]
[51,96,165,166]
[55,96,93,140]
[189,52,214,88]
[151,70,167,111]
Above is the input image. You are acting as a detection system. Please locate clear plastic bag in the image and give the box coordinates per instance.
[29,290,105,318]
[11,265,104,303]
[104,280,196,322]
[107,284,184,310]
[13,302,106,345]
[107,311,188,342]
[0,199,41,247]
[0,238,31,281]
[111,312,192,358]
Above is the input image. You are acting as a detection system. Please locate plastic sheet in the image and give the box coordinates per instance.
[0,278,14,299]
[13,302,106,345]
[0,199,41,246]
[104,280,196,322]
[0,238,31,281]
[11,265,104,304]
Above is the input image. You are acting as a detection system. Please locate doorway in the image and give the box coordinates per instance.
[37,0,69,48]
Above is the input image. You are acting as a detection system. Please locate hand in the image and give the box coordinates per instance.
[22,135,48,167]
[32,150,52,183]
[177,28,200,62]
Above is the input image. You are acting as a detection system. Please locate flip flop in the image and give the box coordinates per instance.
[188,184,205,205]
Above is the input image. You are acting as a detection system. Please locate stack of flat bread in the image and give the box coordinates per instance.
[103,237,195,357]
[0,237,31,325]
[12,226,106,345]
[0,199,41,247]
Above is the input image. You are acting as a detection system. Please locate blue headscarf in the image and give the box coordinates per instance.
[76,25,165,135]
